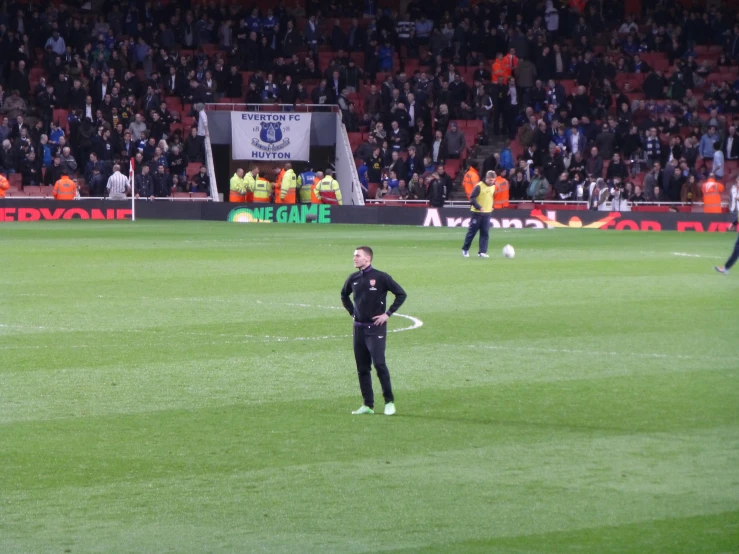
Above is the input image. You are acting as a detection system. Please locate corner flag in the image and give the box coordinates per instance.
[130,157,136,222]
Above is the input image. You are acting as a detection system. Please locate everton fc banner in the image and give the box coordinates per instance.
[230,112,312,161]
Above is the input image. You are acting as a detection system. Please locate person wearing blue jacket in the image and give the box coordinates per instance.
[699,127,718,160]
[499,142,514,171]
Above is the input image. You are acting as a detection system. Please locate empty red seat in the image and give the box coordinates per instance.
[467,120,483,134]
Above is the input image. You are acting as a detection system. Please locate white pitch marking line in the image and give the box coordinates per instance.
[0,304,424,350]
[474,344,733,362]
[672,252,723,259]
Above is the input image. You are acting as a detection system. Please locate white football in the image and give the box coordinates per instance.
[503,244,515,259]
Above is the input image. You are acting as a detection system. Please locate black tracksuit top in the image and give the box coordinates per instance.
[340,266,407,325]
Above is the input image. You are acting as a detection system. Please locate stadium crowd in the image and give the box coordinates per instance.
[0,0,737,213]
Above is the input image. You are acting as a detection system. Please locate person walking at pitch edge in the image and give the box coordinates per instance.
[341,247,407,415]
[714,221,739,276]
[462,170,497,258]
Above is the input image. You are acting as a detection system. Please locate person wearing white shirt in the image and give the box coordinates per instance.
[725,126,738,160]
[407,93,416,130]
[45,30,66,56]
[713,140,725,179]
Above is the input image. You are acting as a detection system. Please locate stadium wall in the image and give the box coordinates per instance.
[0,200,734,232]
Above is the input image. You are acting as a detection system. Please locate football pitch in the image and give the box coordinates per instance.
[1,221,738,553]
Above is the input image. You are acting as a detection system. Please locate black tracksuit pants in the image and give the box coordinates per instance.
[725,233,739,270]
[353,323,394,408]
[462,212,491,254]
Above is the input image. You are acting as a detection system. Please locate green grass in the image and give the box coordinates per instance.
[1,221,738,554]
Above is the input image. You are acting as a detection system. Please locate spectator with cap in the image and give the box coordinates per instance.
[88,164,106,197]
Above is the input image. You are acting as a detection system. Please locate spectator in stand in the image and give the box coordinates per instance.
[606,154,629,181]
[713,141,725,179]
[595,124,617,161]
[724,126,739,161]
[129,114,147,142]
[645,128,662,167]
[2,90,27,120]
[528,167,550,200]
[585,147,604,179]
[20,150,41,188]
[699,127,718,161]
[59,147,78,174]
[88,165,106,198]
[184,127,205,164]
[553,172,574,200]
[135,164,154,199]
[388,120,408,151]
[191,166,210,193]
[444,122,466,159]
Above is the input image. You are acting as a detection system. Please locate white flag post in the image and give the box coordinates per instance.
[129,157,136,222]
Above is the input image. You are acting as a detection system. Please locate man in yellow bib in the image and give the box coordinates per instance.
[462,170,496,258]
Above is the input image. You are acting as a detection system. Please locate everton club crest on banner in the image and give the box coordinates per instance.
[231,112,312,161]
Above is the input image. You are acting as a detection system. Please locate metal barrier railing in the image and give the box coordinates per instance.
[204,103,340,113]
[364,198,722,208]
[202,113,220,202]
[3,196,211,202]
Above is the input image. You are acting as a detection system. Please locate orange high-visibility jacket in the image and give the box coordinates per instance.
[492,59,507,83]
[701,179,725,213]
[229,173,247,203]
[310,177,321,203]
[502,54,518,78]
[53,176,77,200]
[462,168,480,199]
[244,172,258,203]
[279,169,297,204]
[0,174,9,198]
[493,176,510,208]
[273,168,286,203]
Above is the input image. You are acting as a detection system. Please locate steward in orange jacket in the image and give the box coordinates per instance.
[493,175,510,208]
[492,53,507,83]
[701,175,725,213]
[229,168,247,203]
[0,174,9,198]
[53,174,77,200]
[273,167,285,203]
[278,163,297,204]
[462,164,480,199]
[501,50,519,79]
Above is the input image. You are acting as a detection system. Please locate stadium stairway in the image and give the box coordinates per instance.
[449,135,509,201]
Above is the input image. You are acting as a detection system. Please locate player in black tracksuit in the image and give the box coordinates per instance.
[341,246,407,415]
